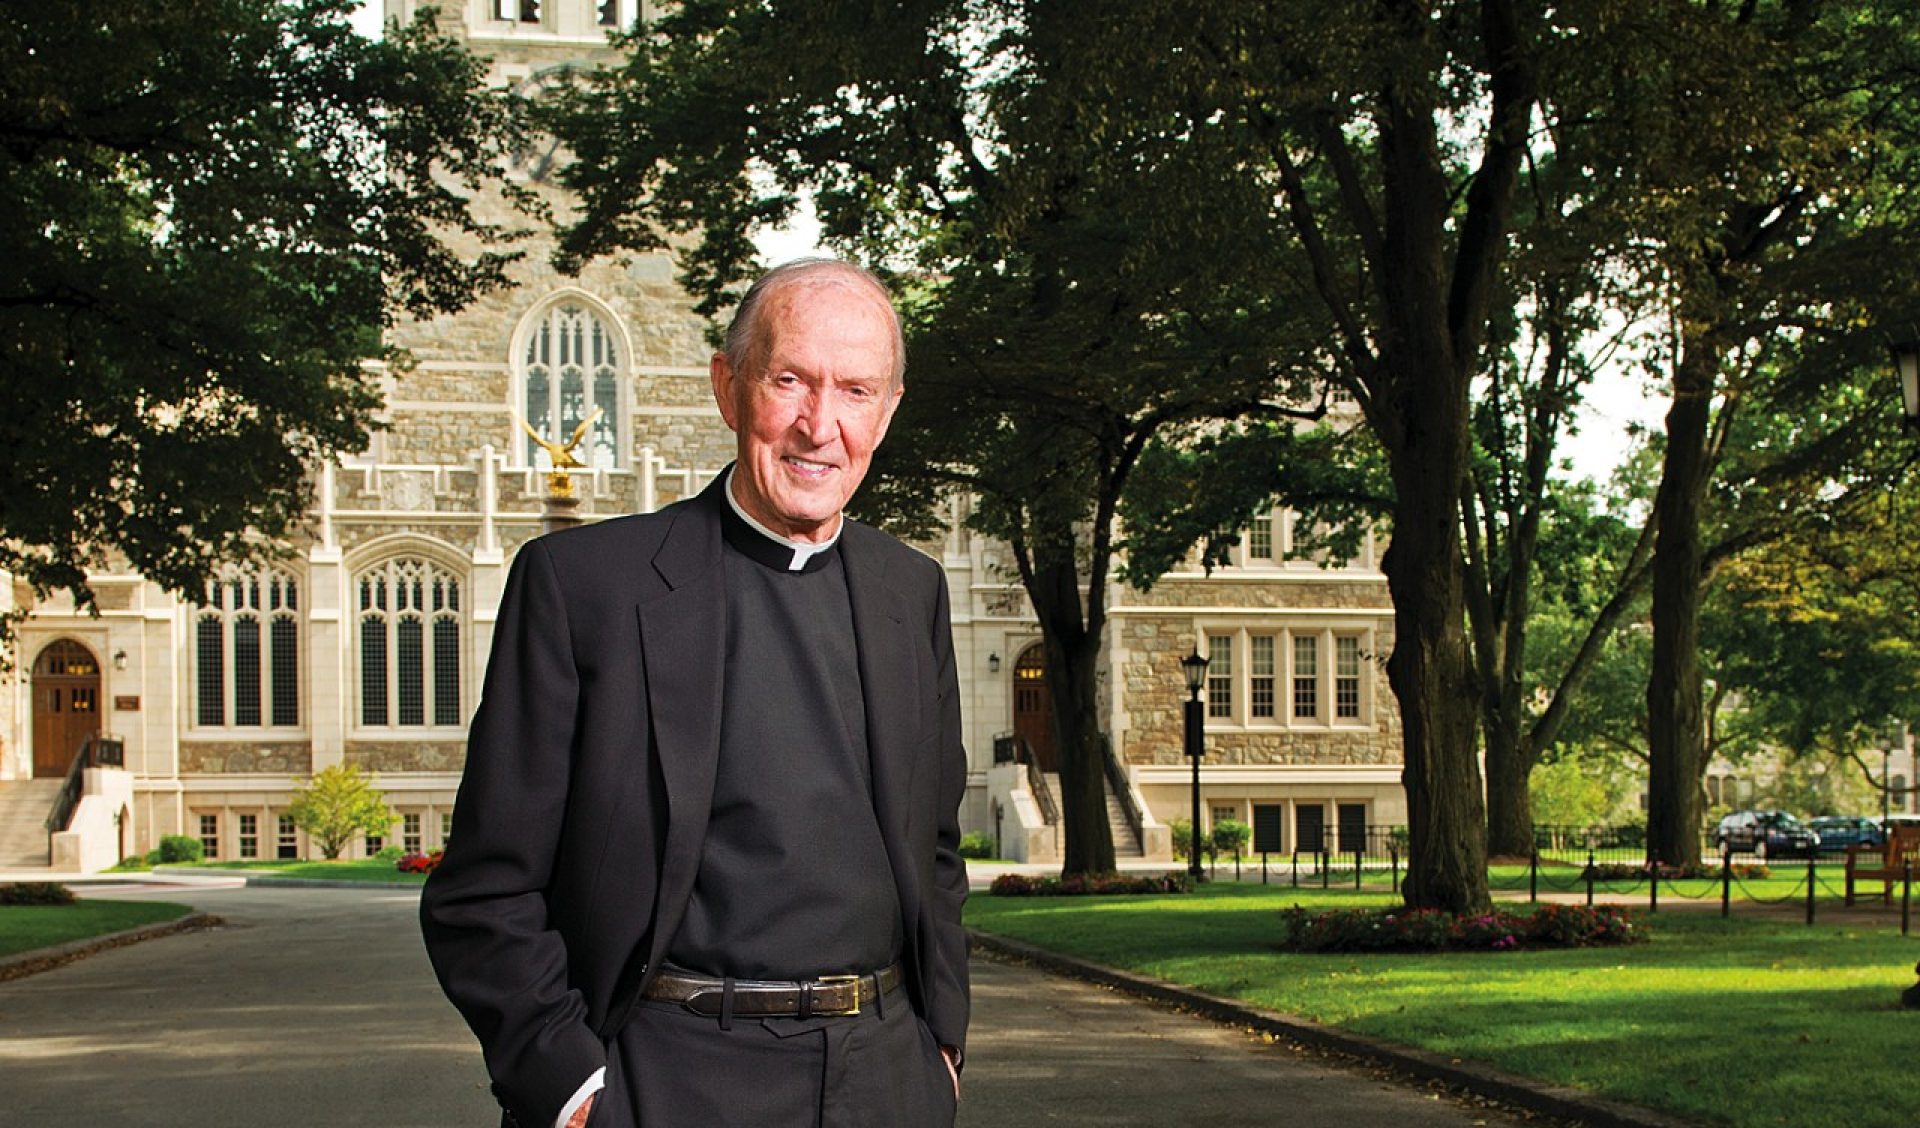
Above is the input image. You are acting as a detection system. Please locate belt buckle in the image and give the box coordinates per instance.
[812,974,863,1016]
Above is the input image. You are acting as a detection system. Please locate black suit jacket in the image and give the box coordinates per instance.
[421,476,970,1127]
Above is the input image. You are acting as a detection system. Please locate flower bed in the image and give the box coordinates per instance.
[988,871,1194,897]
[395,850,443,875]
[1587,861,1771,881]
[1277,903,1639,953]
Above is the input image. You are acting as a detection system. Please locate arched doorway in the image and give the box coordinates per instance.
[32,640,101,778]
[1012,644,1057,772]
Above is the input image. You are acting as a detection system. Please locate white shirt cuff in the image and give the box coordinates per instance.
[554,1067,606,1128]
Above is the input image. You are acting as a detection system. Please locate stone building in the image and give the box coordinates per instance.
[0,0,1404,872]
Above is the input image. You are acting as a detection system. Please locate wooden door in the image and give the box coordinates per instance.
[1011,644,1057,772]
[32,640,101,777]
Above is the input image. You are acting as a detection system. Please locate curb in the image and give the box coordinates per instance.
[240,876,426,890]
[151,867,426,891]
[0,911,221,983]
[967,929,1697,1128]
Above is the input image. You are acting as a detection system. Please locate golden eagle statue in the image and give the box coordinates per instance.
[519,407,603,500]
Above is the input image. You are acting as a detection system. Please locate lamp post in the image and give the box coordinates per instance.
[1181,649,1210,881]
[1891,340,1920,431]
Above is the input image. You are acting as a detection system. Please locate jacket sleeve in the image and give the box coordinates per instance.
[419,539,605,1128]
[921,565,972,1057]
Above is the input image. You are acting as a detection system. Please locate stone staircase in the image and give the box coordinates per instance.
[0,779,63,870]
[1041,772,1144,859]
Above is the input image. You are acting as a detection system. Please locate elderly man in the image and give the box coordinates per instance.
[422,258,969,1128]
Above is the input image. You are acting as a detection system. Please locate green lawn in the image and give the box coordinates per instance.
[966,884,1920,1128]
[0,901,191,959]
[179,859,427,883]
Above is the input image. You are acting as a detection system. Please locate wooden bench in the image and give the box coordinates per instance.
[1844,825,1920,906]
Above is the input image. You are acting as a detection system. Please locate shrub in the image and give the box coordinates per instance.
[1211,819,1252,862]
[1277,903,1640,953]
[0,882,76,906]
[155,835,205,864]
[1169,818,1194,863]
[287,764,396,860]
[374,844,406,862]
[396,850,443,875]
[989,871,1194,896]
[958,832,996,860]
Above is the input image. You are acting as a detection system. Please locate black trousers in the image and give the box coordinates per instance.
[588,983,957,1127]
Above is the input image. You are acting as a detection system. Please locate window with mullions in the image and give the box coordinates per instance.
[1200,627,1372,727]
[495,0,541,22]
[198,813,220,859]
[1250,635,1276,719]
[1206,635,1234,719]
[1292,635,1319,720]
[357,558,463,728]
[238,813,258,859]
[1335,636,1363,719]
[194,570,300,729]
[521,303,623,470]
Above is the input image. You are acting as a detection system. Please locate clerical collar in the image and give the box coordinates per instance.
[721,468,841,574]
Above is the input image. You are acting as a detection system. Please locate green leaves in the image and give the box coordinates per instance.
[1,2,521,628]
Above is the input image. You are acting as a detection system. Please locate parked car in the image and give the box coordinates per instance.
[1807,815,1883,851]
[1714,809,1820,858]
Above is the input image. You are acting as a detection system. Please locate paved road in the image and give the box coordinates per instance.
[0,883,1540,1127]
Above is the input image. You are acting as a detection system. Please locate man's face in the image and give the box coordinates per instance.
[711,280,903,544]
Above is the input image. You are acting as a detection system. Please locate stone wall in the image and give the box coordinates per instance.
[343,741,468,773]
[1132,575,1392,611]
[178,742,314,775]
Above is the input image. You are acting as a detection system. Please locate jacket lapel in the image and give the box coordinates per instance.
[635,480,727,978]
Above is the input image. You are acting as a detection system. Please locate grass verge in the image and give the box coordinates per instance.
[0,901,191,959]
[965,883,1920,1128]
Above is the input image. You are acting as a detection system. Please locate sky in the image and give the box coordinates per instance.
[346,3,1662,483]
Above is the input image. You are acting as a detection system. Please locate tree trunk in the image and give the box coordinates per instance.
[1383,421,1491,914]
[1646,344,1714,867]
[1023,556,1116,876]
[1047,632,1114,876]
[1483,712,1535,858]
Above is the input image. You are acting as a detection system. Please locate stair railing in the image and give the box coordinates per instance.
[44,735,124,835]
[1100,735,1146,851]
[1020,738,1060,826]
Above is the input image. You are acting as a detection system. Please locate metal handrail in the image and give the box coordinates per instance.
[1020,739,1060,826]
[1100,735,1145,850]
[43,735,124,834]
[45,739,91,834]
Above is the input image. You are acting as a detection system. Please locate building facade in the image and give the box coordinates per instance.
[0,0,1405,868]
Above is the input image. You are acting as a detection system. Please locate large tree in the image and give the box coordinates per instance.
[1560,0,1920,865]
[557,1,1561,910]
[552,1,1329,875]
[1120,0,1550,911]
[1,1,520,636]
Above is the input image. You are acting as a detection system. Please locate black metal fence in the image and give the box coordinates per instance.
[1194,822,1917,936]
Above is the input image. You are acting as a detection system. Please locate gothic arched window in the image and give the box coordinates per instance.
[356,558,463,729]
[520,302,623,471]
[194,569,301,729]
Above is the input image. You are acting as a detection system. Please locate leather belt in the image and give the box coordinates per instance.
[642,963,904,1018]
